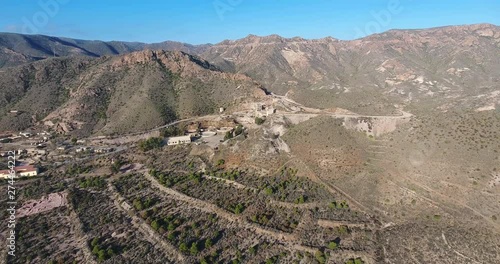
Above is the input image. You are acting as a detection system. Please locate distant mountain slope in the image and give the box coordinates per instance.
[201,23,500,114]
[0,50,266,135]
[0,33,210,68]
[1,23,499,117]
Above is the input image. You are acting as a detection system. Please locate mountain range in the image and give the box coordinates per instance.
[2,23,499,264]
[0,32,210,68]
[0,23,499,134]
[0,50,266,135]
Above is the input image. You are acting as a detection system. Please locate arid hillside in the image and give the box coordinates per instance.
[201,24,500,114]
[2,24,498,115]
[0,32,210,68]
[0,50,266,135]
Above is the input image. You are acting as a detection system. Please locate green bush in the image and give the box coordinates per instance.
[295,195,306,204]
[346,258,364,264]
[234,125,244,136]
[233,203,245,214]
[110,159,123,173]
[66,164,93,176]
[265,257,277,264]
[89,237,114,262]
[190,242,199,255]
[162,126,183,137]
[151,220,160,231]
[249,246,256,255]
[205,238,212,248]
[91,237,100,248]
[255,117,265,125]
[314,250,326,264]
[138,137,163,151]
[337,225,349,235]
[132,199,144,211]
[179,243,188,252]
[328,241,338,250]
[79,177,106,189]
[329,200,349,209]
[224,131,234,140]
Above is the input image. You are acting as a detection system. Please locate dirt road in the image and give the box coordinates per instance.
[107,182,183,263]
[142,171,318,254]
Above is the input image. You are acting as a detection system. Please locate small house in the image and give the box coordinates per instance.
[0,165,39,179]
[19,131,33,137]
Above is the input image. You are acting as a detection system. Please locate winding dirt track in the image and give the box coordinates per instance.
[67,200,98,264]
[202,175,258,191]
[274,93,413,119]
[142,171,318,254]
[107,181,182,263]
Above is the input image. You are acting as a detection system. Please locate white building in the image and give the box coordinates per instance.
[37,131,52,137]
[57,145,70,151]
[166,135,192,146]
[19,131,33,137]
[254,103,276,117]
[75,146,93,153]
[95,147,114,153]
[266,107,276,116]
[0,165,39,179]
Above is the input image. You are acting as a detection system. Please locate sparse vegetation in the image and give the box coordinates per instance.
[224,130,234,140]
[138,137,163,151]
[90,237,116,262]
[314,250,326,264]
[79,176,106,189]
[110,159,124,173]
[4,23,500,264]
[232,203,245,215]
[255,117,265,125]
[295,195,306,204]
[162,125,184,137]
[328,241,338,250]
[65,164,93,176]
[329,200,349,209]
[216,159,225,166]
[346,258,364,264]
[234,125,244,136]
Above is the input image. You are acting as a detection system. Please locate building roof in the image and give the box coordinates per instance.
[167,135,191,141]
[0,165,38,175]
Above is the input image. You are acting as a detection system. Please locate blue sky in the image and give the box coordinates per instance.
[1,0,499,44]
